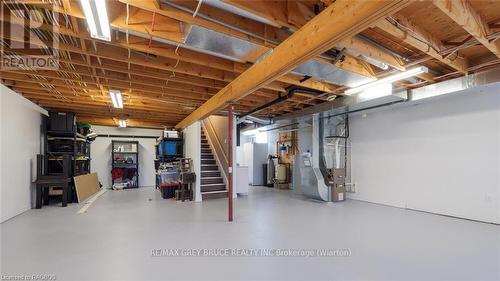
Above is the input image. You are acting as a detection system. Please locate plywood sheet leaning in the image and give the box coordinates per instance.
[74,173,100,203]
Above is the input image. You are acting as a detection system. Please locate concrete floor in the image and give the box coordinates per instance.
[1,186,499,281]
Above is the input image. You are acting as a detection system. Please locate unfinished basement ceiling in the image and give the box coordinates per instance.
[119,20,371,87]
[1,0,499,128]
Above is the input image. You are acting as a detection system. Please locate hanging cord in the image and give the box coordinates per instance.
[171,21,193,75]
[192,0,203,17]
[126,4,130,25]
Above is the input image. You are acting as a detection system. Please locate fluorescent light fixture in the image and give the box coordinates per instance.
[345,66,428,95]
[118,119,127,128]
[357,83,392,100]
[242,128,261,136]
[80,0,111,41]
[109,89,123,108]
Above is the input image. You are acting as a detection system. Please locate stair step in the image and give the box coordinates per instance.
[201,171,220,177]
[202,190,228,200]
[201,149,211,154]
[201,159,216,165]
[201,154,214,160]
[201,177,223,185]
[201,144,210,149]
[201,164,218,171]
[201,183,226,192]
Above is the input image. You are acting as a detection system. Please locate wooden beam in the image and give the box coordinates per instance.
[375,18,468,72]
[432,0,500,58]
[2,67,301,112]
[12,85,199,113]
[0,70,266,110]
[1,29,319,108]
[338,36,406,71]
[76,116,169,129]
[221,0,403,74]
[0,16,336,94]
[119,0,375,80]
[175,0,410,129]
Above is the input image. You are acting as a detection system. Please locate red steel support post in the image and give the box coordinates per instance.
[227,105,234,222]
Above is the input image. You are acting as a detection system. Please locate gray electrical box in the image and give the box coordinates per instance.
[326,168,346,202]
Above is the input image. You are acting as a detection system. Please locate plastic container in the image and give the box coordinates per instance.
[159,141,178,156]
[160,171,178,184]
[48,112,75,132]
[48,139,74,152]
[159,185,177,199]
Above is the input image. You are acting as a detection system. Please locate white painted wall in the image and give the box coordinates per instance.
[0,84,47,223]
[349,85,500,224]
[90,126,161,188]
[183,121,201,201]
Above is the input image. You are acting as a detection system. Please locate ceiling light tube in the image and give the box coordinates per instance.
[109,89,123,108]
[118,120,127,128]
[345,66,428,95]
[80,0,111,41]
[242,128,261,136]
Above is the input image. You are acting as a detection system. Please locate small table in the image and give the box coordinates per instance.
[34,177,71,208]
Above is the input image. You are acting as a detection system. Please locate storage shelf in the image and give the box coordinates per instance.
[47,137,87,142]
[47,151,88,156]
[44,113,92,180]
[48,157,90,161]
[47,130,86,139]
[112,140,139,188]
[157,154,183,158]
[112,163,137,166]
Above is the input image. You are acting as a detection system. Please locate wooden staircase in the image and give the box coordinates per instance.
[201,128,228,199]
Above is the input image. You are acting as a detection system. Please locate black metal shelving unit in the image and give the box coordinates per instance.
[43,112,91,203]
[44,126,91,177]
[154,136,183,189]
[112,140,139,189]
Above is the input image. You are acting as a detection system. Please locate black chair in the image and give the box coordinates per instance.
[34,154,71,208]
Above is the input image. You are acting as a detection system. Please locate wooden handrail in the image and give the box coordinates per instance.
[202,118,229,183]
[204,118,229,164]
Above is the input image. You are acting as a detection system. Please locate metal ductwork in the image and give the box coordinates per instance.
[409,67,500,101]
[274,67,500,123]
[236,115,272,125]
